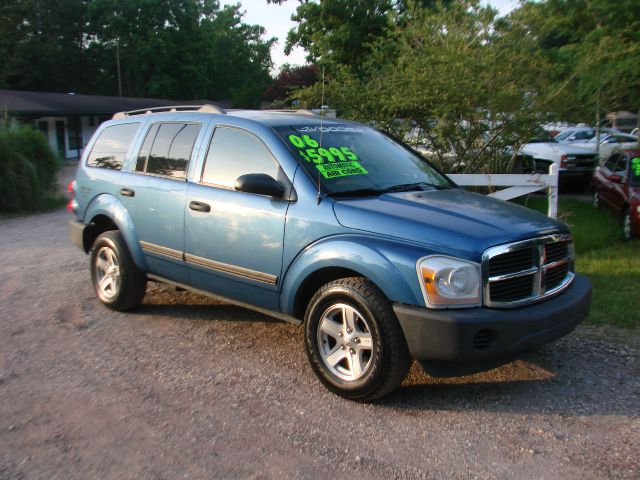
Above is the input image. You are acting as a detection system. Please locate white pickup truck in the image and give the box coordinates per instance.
[520,131,598,183]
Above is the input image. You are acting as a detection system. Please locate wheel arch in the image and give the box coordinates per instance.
[291,266,371,320]
[281,236,426,320]
[82,194,147,270]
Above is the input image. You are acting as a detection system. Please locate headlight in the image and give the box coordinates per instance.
[417,256,481,308]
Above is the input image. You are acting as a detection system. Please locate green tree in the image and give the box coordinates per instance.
[0,0,90,93]
[509,0,640,123]
[295,1,559,173]
[0,0,275,106]
[87,0,274,105]
[268,0,450,73]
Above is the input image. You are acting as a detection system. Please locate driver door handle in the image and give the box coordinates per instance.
[189,200,211,213]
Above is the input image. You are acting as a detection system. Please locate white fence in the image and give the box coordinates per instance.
[448,163,559,219]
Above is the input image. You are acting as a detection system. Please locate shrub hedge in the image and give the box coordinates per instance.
[0,125,62,212]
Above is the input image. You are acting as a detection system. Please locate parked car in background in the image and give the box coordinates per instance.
[554,127,596,143]
[592,149,640,240]
[576,133,638,161]
[553,127,618,144]
[520,130,598,183]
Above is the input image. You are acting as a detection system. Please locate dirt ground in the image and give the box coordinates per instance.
[0,208,638,480]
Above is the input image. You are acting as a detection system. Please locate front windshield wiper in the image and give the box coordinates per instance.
[328,188,384,198]
[379,182,454,193]
[329,182,454,198]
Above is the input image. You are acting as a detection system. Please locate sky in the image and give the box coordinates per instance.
[221,0,521,72]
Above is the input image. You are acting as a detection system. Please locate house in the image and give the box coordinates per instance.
[605,111,638,134]
[0,89,226,160]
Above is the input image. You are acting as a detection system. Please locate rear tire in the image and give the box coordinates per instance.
[304,277,411,402]
[90,231,147,310]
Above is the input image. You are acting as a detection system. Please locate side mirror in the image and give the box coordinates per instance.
[235,173,286,198]
[609,174,623,183]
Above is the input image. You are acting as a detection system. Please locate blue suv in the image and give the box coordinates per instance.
[69,105,592,401]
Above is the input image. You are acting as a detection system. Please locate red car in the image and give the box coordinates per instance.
[592,148,640,240]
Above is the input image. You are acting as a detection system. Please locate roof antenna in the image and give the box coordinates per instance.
[317,66,325,205]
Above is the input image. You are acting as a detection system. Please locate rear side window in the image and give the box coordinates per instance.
[87,123,140,170]
[135,122,201,179]
[201,126,280,188]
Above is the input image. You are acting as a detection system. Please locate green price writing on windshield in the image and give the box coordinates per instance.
[288,134,319,149]
[632,158,640,176]
[316,161,368,179]
[288,134,358,164]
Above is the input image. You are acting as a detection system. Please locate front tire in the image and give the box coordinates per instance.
[304,277,411,402]
[90,231,147,310]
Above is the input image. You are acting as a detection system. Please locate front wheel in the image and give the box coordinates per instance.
[304,277,411,401]
[90,231,147,310]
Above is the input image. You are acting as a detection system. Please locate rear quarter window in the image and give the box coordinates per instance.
[87,123,140,170]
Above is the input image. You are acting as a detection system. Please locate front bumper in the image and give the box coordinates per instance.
[393,274,591,377]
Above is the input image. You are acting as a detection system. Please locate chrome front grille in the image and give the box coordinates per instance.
[482,234,574,308]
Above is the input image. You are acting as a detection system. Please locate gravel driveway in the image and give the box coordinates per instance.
[0,209,638,479]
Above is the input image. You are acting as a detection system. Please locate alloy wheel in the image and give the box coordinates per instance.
[94,246,121,301]
[317,303,374,382]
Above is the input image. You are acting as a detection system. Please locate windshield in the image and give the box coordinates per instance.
[631,156,640,186]
[587,135,607,144]
[528,129,557,143]
[274,123,454,196]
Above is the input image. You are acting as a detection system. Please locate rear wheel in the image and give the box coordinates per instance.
[90,231,147,310]
[304,277,411,402]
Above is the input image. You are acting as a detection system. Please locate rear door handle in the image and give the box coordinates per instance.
[189,201,211,213]
[119,187,135,197]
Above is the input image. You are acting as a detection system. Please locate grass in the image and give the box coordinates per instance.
[517,196,640,329]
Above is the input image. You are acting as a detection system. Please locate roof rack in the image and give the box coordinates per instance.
[112,104,226,120]
[263,109,319,117]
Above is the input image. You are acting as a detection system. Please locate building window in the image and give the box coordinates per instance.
[68,117,82,151]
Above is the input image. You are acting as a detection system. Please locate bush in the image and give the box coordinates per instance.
[0,125,62,212]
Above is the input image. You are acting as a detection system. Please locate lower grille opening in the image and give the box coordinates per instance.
[473,329,496,351]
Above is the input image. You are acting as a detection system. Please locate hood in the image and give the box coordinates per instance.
[523,142,596,155]
[568,142,598,151]
[332,188,568,258]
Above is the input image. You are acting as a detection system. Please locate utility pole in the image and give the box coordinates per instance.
[595,87,601,158]
[116,39,122,97]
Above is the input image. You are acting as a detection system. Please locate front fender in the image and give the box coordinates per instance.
[280,235,429,315]
[83,194,147,270]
